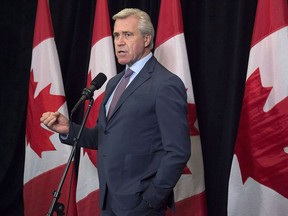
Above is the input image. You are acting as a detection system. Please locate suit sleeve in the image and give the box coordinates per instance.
[60,122,99,150]
[142,74,191,209]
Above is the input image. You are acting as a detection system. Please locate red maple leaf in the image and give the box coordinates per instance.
[235,68,288,198]
[187,103,199,136]
[26,70,66,158]
[180,103,199,175]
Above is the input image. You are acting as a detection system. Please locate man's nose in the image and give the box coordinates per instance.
[116,35,125,45]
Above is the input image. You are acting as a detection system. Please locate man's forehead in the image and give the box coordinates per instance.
[114,19,139,34]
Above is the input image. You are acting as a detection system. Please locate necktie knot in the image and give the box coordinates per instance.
[124,68,133,78]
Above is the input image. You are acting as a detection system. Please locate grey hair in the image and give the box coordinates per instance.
[112,8,155,49]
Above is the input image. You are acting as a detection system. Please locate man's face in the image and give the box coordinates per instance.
[113,16,151,66]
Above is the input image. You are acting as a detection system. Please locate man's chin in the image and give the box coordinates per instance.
[117,59,129,65]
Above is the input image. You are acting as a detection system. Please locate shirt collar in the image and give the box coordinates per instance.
[126,52,153,75]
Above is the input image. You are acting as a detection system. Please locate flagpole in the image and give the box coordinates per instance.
[47,98,94,216]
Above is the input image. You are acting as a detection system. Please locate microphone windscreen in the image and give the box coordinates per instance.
[91,73,107,90]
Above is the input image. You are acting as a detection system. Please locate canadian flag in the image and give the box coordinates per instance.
[75,0,116,215]
[24,0,77,215]
[228,0,288,215]
[154,0,207,215]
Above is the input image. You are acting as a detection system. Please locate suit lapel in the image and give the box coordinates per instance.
[102,71,124,106]
[100,72,124,124]
[107,57,157,121]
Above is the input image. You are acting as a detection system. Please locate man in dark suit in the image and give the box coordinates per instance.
[41,8,191,216]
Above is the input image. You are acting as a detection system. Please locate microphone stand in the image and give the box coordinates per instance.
[47,98,94,216]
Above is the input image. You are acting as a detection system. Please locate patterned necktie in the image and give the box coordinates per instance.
[107,68,134,119]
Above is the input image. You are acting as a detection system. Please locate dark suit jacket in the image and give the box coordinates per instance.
[62,56,191,211]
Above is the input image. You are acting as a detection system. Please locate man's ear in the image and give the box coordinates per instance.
[144,34,152,48]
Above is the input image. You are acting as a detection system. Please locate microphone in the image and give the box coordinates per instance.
[71,72,107,114]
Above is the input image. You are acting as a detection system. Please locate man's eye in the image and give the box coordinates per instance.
[124,33,132,37]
